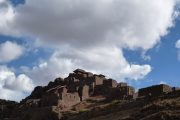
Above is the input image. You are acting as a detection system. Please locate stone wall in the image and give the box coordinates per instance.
[94,76,104,85]
[94,85,110,96]
[60,92,80,108]
[107,86,135,100]
[138,84,172,97]
[20,69,137,113]
[78,85,89,101]
[103,79,118,88]
[117,82,127,87]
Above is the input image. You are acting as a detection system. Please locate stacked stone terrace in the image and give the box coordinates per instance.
[20,69,135,110]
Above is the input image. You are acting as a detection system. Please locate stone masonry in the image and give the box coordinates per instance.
[21,69,136,110]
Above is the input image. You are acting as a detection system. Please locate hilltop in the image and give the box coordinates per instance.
[0,69,180,120]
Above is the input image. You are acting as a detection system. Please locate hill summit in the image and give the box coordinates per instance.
[1,69,180,120]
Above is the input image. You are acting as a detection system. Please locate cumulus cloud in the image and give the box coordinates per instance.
[0,87,26,101]
[0,0,176,49]
[0,41,25,63]
[0,0,16,35]
[11,0,175,50]
[0,0,178,87]
[3,74,34,92]
[23,46,151,86]
[0,65,34,101]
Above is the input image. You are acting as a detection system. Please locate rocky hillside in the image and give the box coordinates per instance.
[0,99,17,119]
[1,94,180,120]
[62,93,180,120]
[1,69,180,120]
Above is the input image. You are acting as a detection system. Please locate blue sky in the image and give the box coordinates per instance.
[125,19,180,88]
[0,0,180,101]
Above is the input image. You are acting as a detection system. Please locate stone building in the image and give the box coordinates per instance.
[21,69,138,113]
[16,69,147,120]
[41,86,80,109]
[103,79,118,88]
[93,85,110,96]
[138,84,172,97]
[93,74,104,85]
[73,69,86,75]
[78,85,89,101]
[118,86,135,97]
[117,82,128,87]
[73,69,93,78]
[106,83,135,100]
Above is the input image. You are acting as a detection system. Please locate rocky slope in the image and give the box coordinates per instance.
[1,69,180,120]
[63,93,180,120]
[1,93,180,120]
[0,99,17,119]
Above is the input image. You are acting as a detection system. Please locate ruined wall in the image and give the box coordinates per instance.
[81,85,89,101]
[117,82,127,87]
[59,92,80,108]
[107,86,135,100]
[40,93,59,107]
[138,84,172,97]
[94,85,110,96]
[103,79,117,88]
[40,86,68,107]
[127,86,135,95]
[87,72,93,77]
[94,76,104,85]
[21,69,141,113]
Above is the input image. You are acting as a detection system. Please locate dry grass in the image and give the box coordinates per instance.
[63,96,180,120]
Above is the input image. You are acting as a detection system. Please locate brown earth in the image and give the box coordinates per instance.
[62,94,180,120]
[1,89,180,120]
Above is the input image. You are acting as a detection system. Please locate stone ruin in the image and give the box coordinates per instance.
[138,84,171,97]
[23,69,180,120]
[138,84,180,98]
[7,69,180,120]
[20,69,135,111]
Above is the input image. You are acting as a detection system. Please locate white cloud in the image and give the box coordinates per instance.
[0,65,34,101]
[0,87,26,101]
[24,46,151,86]
[0,41,25,63]
[159,81,167,84]
[4,74,34,92]
[0,0,178,87]
[0,0,176,50]
[11,0,175,50]
[119,64,151,81]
